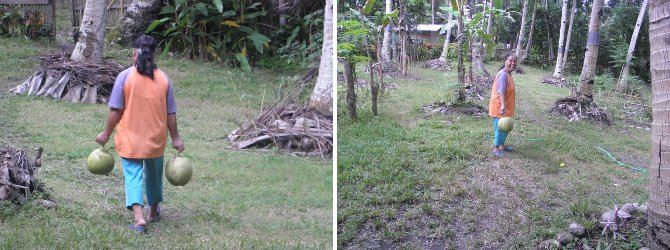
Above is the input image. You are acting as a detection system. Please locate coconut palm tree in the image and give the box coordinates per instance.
[514,0,528,59]
[647,0,670,246]
[308,0,333,115]
[382,0,393,63]
[439,1,454,62]
[118,0,162,46]
[552,0,570,77]
[560,0,576,71]
[521,0,536,63]
[575,0,604,102]
[71,0,107,61]
[616,0,649,93]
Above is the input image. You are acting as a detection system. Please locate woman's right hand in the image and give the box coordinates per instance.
[95,132,110,146]
[500,107,505,115]
[172,136,185,153]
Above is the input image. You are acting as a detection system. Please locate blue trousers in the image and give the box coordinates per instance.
[493,117,509,146]
[122,156,163,210]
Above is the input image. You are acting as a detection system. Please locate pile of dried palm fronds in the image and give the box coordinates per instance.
[0,145,53,206]
[422,101,488,117]
[550,97,611,125]
[9,52,124,104]
[228,69,333,157]
[422,59,451,71]
[540,76,570,87]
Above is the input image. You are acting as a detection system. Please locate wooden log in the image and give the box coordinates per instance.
[47,73,70,98]
[81,84,98,103]
[63,84,83,102]
[36,73,59,96]
[27,73,44,96]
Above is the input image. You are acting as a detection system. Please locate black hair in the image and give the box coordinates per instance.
[133,35,157,79]
[500,53,517,70]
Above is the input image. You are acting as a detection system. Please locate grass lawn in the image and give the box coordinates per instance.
[0,36,332,249]
[337,62,650,248]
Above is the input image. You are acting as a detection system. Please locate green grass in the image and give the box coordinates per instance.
[0,37,332,249]
[337,62,650,248]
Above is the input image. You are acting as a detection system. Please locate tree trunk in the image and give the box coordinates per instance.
[575,0,604,102]
[543,7,555,62]
[514,0,528,59]
[308,0,333,115]
[279,0,287,26]
[382,0,393,63]
[486,0,493,34]
[552,0,570,77]
[118,0,163,46]
[521,0,537,63]
[71,0,107,61]
[617,0,649,93]
[468,3,489,77]
[432,0,437,24]
[343,59,357,120]
[439,1,454,62]
[648,0,670,247]
[399,0,409,75]
[457,0,466,101]
[367,41,378,116]
[560,0,577,71]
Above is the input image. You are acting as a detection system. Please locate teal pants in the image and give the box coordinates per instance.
[493,117,509,146]
[122,156,163,210]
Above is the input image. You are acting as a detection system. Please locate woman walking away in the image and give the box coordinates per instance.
[95,35,185,233]
[489,53,517,157]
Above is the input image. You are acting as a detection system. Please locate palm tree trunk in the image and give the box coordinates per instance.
[552,0,570,77]
[382,0,393,63]
[432,0,437,24]
[617,0,649,93]
[648,0,670,247]
[486,0,493,34]
[457,0,466,101]
[399,0,409,75]
[308,0,333,115]
[343,59,357,120]
[514,0,528,59]
[118,0,163,46]
[521,0,537,63]
[575,0,604,102]
[439,1,454,62]
[71,0,107,61]
[469,3,490,77]
[560,0,577,70]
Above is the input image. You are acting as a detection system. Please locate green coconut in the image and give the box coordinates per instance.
[498,117,514,133]
[87,148,115,175]
[165,156,192,186]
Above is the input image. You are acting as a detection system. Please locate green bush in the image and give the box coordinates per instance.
[0,6,51,38]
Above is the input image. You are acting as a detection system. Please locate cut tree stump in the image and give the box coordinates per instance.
[0,145,52,205]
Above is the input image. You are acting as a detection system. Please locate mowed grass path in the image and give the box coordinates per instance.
[337,63,649,248]
[0,37,332,249]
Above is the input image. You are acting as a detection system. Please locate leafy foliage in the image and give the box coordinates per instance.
[0,6,51,39]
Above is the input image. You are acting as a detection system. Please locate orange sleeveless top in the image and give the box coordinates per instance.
[114,68,170,159]
[488,71,515,118]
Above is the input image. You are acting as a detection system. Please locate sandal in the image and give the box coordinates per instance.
[492,149,506,157]
[147,207,161,223]
[128,224,146,233]
[503,146,514,152]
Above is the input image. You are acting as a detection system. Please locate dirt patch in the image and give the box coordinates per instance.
[422,102,488,118]
[550,97,612,125]
[354,79,398,90]
[540,76,570,87]
[422,59,451,71]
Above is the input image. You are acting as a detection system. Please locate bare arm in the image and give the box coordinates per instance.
[95,108,123,145]
[499,94,506,115]
[168,113,185,152]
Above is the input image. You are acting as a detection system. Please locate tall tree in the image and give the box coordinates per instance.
[456,0,466,101]
[616,0,649,92]
[648,0,670,247]
[521,0,537,63]
[514,0,528,59]
[71,0,107,61]
[118,0,163,46]
[575,0,604,102]
[382,0,393,63]
[399,0,409,75]
[486,0,493,34]
[469,2,490,77]
[308,0,333,115]
[560,0,577,70]
[439,0,454,62]
[552,0,570,77]
[432,0,437,24]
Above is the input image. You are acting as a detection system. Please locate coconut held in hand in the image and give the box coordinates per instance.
[87,148,115,175]
[165,156,192,186]
[498,117,514,133]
